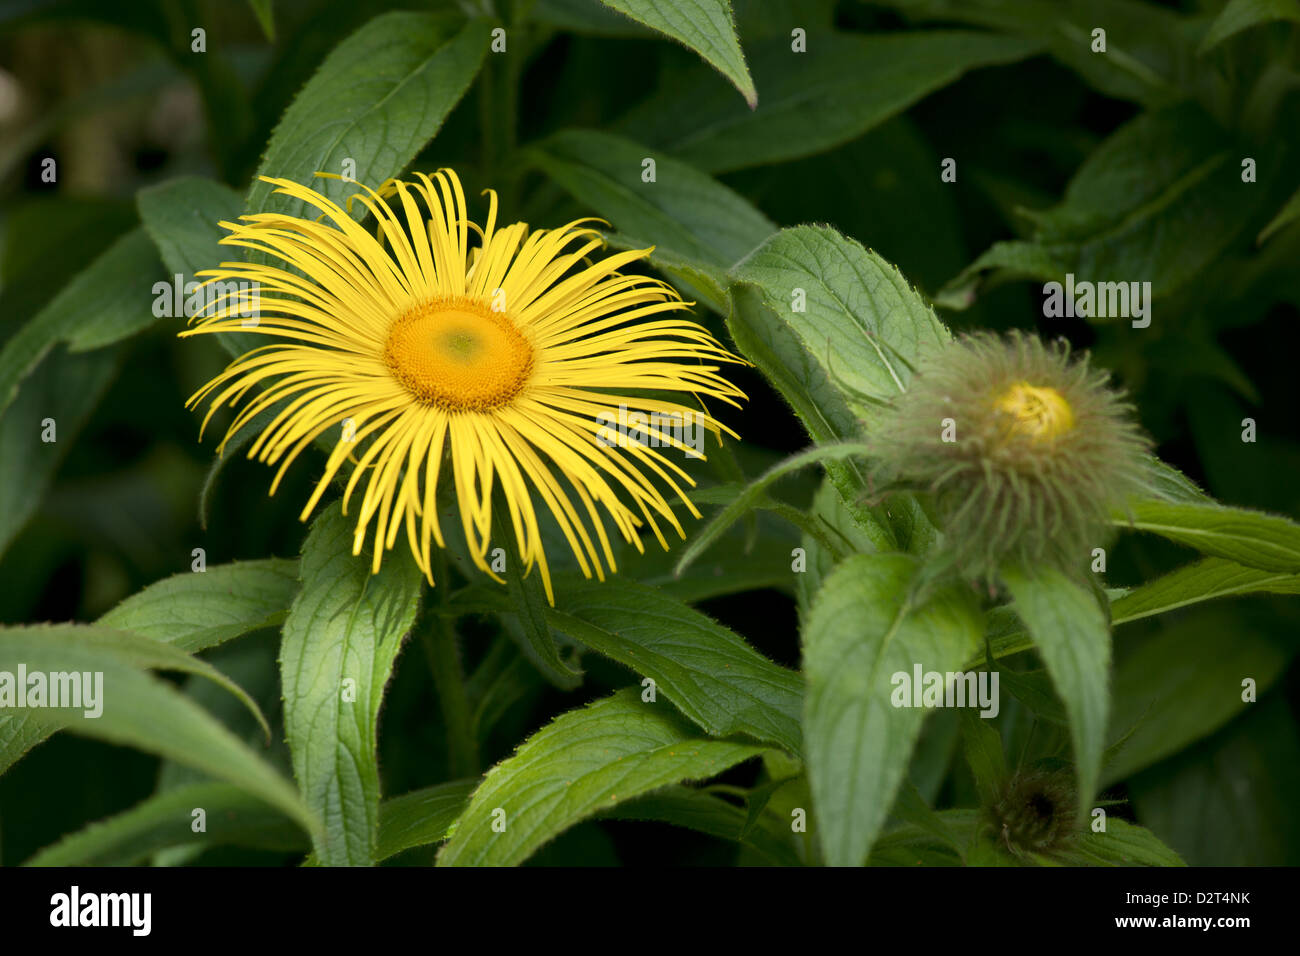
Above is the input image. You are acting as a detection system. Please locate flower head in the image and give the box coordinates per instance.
[870,331,1149,581]
[991,769,1077,857]
[182,171,745,602]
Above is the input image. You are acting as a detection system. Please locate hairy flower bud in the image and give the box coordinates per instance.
[871,331,1151,582]
[991,769,1078,857]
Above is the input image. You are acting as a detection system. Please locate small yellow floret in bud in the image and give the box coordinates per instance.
[995,382,1074,440]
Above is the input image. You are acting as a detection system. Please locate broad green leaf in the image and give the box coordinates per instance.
[152,641,287,802]
[137,176,243,280]
[795,477,887,621]
[598,0,756,107]
[876,806,1182,866]
[1001,564,1110,816]
[1129,695,1300,865]
[675,442,872,576]
[525,128,775,269]
[941,104,1267,309]
[25,782,305,866]
[437,688,764,866]
[0,623,271,773]
[1052,819,1185,866]
[889,780,961,855]
[725,284,893,552]
[870,0,1202,107]
[617,30,1041,173]
[1121,499,1300,573]
[1111,557,1300,625]
[868,807,979,866]
[280,503,423,865]
[0,229,160,418]
[0,625,312,832]
[803,553,982,866]
[0,346,122,558]
[1135,456,1210,503]
[246,12,486,224]
[1103,609,1293,784]
[1200,0,1300,52]
[733,225,950,413]
[603,784,803,865]
[376,780,477,861]
[136,176,248,360]
[547,575,803,754]
[98,559,300,653]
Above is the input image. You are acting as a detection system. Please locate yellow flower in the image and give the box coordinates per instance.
[182,171,745,602]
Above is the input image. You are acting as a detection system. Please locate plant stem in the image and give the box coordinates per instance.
[421,550,479,778]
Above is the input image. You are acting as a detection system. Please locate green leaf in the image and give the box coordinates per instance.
[1129,695,1300,865]
[1121,499,1300,573]
[0,623,271,770]
[437,688,764,866]
[246,11,486,224]
[376,779,477,861]
[524,128,775,269]
[136,176,248,360]
[0,343,122,559]
[0,229,160,419]
[942,104,1266,309]
[97,559,300,653]
[1103,609,1293,785]
[959,707,1008,807]
[25,781,305,866]
[1135,456,1210,504]
[1047,819,1186,866]
[598,0,756,107]
[932,240,1068,311]
[280,503,423,865]
[675,442,871,575]
[0,625,312,833]
[1111,557,1300,626]
[1001,564,1110,816]
[617,29,1041,173]
[803,553,982,866]
[733,225,951,413]
[1258,183,1300,244]
[247,0,275,41]
[1200,0,1300,53]
[869,0,1200,107]
[724,285,893,552]
[725,224,949,552]
[547,576,803,754]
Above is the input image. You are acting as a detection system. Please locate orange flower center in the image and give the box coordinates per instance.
[384,296,534,411]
